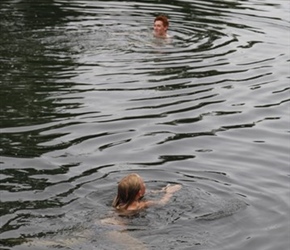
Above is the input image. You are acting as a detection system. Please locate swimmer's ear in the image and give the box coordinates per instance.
[137,189,144,199]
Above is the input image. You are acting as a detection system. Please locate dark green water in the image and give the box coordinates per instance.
[0,0,289,249]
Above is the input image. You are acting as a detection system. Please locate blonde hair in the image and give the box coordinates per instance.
[112,174,142,210]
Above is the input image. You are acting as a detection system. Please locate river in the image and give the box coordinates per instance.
[0,0,289,249]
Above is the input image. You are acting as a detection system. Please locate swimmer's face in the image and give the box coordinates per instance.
[154,20,168,37]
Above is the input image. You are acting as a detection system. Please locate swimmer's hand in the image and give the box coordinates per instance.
[150,184,181,194]
[146,184,182,207]
[164,184,182,194]
[156,184,182,205]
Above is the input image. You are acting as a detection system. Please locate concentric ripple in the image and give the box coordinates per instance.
[0,0,289,249]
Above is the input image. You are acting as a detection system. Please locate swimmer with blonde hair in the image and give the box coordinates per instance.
[112,173,181,211]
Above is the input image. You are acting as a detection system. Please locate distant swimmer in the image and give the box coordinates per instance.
[112,173,181,213]
[153,15,170,39]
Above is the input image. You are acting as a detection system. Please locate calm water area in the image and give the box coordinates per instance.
[0,0,289,249]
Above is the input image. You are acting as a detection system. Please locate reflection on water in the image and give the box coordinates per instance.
[0,0,289,249]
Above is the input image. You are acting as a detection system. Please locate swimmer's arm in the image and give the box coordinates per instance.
[149,189,163,194]
[145,184,182,207]
[149,184,177,194]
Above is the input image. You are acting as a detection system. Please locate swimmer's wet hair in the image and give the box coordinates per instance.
[154,15,169,27]
[112,173,142,210]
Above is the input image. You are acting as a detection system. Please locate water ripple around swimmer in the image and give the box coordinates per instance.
[0,0,289,249]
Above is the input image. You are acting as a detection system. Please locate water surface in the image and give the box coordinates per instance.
[0,0,289,249]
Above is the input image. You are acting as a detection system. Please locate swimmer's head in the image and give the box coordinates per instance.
[112,173,146,210]
[154,15,169,38]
